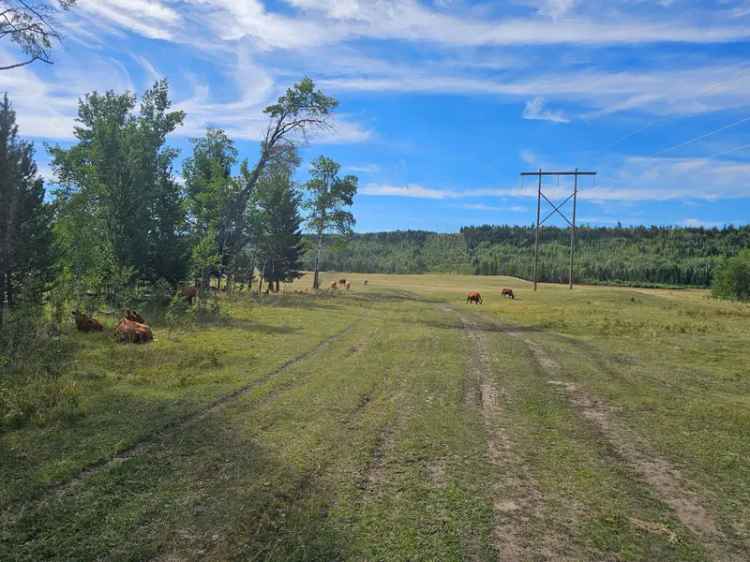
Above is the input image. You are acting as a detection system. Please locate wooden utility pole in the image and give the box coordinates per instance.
[569,169,578,290]
[521,169,596,291]
[533,168,542,291]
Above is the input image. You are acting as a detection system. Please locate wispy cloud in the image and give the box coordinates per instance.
[522,97,570,123]
[360,183,462,199]
[346,163,380,173]
[464,203,528,212]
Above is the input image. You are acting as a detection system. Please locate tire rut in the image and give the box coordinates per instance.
[2,320,361,523]
[455,310,551,561]
[494,316,739,560]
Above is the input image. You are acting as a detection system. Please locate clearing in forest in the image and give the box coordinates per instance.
[2,273,749,561]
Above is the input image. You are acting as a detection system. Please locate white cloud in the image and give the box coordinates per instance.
[681,218,738,228]
[522,97,570,123]
[464,203,528,212]
[77,0,181,40]
[360,183,462,199]
[346,163,380,173]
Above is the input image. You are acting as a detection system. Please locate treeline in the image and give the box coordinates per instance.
[308,224,750,287]
[0,78,357,341]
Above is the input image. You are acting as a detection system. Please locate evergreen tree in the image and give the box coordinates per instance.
[255,166,304,293]
[0,94,53,323]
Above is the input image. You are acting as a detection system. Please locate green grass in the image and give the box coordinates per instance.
[2,272,749,560]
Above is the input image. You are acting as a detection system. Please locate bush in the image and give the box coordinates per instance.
[712,249,750,301]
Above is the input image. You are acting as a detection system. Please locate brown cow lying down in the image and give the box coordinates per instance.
[467,291,483,304]
[72,311,103,332]
[346,282,351,290]
[330,281,338,289]
[124,309,145,323]
[180,286,198,305]
[115,318,153,344]
[364,280,368,285]
[501,288,515,300]
[339,278,347,285]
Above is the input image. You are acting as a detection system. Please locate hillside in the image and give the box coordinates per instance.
[306,225,750,287]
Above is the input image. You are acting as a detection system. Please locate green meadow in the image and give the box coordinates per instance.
[2,273,749,561]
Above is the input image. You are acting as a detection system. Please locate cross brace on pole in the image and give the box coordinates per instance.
[521,169,596,291]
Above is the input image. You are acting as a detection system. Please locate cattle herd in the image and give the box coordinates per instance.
[72,280,515,344]
[466,288,516,304]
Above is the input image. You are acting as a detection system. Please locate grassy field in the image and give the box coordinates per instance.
[2,272,749,561]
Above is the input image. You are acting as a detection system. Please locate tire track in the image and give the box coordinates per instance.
[491,316,739,560]
[455,310,550,561]
[2,320,361,523]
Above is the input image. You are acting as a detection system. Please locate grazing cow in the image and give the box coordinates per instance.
[115,318,153,344]
[339,278,347,286]
[71,311,103,332]
[124,309,145,323]
[466,291,483,305]
[180,286,198,305]
[501,288,515,300]
[330,281,338,289]
[346,282,351,290]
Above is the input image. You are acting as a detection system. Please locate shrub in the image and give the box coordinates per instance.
[712,249,750,301]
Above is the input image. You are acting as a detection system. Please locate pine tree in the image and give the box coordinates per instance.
[255,167,305,293]
[0,94,54,323]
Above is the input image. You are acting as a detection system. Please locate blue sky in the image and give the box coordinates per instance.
[2,0,750,232]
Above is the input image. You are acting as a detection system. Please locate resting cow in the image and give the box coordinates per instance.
[364,280,368,285]
[330,281,338,289]
[115,318,153,344]
[501,288,515,300]
[124,309,145,323]
[466,291,483,305]
[180,286,198,305]
[339,278,347,285]
[71,311,103,332]
[346,282,351,290]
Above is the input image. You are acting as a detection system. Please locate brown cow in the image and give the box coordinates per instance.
[345,282,351,290]
[330,281,338,289]
[501,288,515,300]
[363,280,368,285]
[339,278,347,285]
[466,291,482,304]
[115,318,153,344]
[71,311,103,332]
[180,286,198,305]
[124,309,145,323]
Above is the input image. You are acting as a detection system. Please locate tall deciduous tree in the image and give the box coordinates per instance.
[0,94,53,324]
[0,1,77,70]
[303,156,357,289]
[221,78,337,259]
[51,80,187,299]
[182,128,239,287]
[255,163,304,293]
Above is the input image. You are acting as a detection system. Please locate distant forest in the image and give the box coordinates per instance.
[305,225,750,287]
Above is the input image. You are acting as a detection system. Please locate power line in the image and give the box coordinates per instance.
[651,115,750,157]
[705,142,750,160]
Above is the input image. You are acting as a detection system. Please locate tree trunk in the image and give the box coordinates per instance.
[313,231,323,289]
